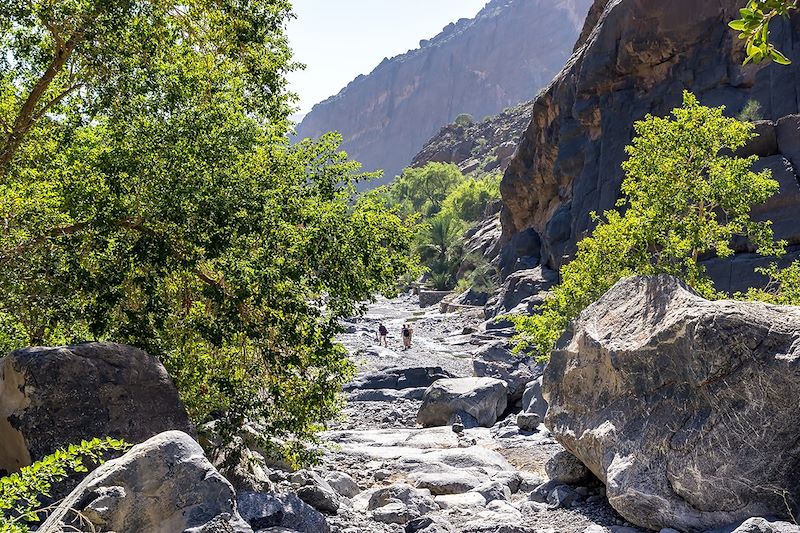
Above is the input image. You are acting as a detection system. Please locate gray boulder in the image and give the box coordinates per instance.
[521,376,548,420]
[545,275,800,531]
[544,450,591,485]
[0,342,194,474]
[324,471,360,498]
[472,341,543,402]
[290,470,340,514]
[367,483,437,517]
[470,480,512,503]
[515,412,540,432]
[237,491,330,533]
[40,431,251,532]
[344,366,454,391]
[372,502,414,524]
[729,517,800,533]
[417,377,508,428]
[406,515,457,533]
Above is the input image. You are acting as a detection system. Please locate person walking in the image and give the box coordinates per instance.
[402,323,413,350]
[378,323,388,347]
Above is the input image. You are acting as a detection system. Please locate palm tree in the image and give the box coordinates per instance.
[416,214,465,289]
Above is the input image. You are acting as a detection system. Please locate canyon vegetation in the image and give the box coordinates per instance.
[1,1,800,533]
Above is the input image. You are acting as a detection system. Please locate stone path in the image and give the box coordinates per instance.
[308,293,636,533]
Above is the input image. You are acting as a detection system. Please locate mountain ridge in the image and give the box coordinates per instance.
[295,0,593,186]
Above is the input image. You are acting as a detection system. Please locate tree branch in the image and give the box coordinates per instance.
[32,83,83,122]
[0,218,226,290]
[0,31,83,177]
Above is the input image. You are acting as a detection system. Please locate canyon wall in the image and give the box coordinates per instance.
[296,0,592,186]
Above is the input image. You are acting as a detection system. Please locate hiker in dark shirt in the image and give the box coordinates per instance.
[401,323,413,350]
[378,323,388,346]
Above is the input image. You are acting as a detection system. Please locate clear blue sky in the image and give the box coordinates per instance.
[287,0,487,116]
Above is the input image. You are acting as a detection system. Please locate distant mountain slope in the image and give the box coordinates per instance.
[294,0,592,187]
[411,100,533,176]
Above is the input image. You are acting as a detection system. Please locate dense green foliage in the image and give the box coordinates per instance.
[389,163,465,217]
[0,438,129,533]
[440,175,501,222]
[0,0,417,463]
[511,92,784,360]
[382,163,500,291]
[730,0,797,64]
[743,262,800,304]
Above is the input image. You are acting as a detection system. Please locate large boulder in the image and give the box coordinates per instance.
[40,431,251,532]
[0,342,194,474]
[521,376,548,420]
[417,377,508,428]
[544,275,800,531]
[236,491,330,533]
[472,341,543,402]
[290,470,340,514]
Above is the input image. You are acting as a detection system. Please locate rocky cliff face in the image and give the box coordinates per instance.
[500,0,800,291]
[295,0,592,186]
[411,100,533,176]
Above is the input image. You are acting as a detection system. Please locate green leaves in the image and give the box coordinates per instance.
[0,437,129,532]
[511,92,784,360]
[729,0,797,64]
[0,0,419,465]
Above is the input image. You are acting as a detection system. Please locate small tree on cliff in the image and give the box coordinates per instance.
[511,92,784,360]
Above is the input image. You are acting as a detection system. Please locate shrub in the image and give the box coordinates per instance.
[440,175,500,222]
[741,261,800,305]
[738,99,764,122]
[0,438,129,533]
[454,113,474,127]
[510,92,783,360]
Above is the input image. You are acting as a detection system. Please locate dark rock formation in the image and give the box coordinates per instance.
[344,366,455,392]
[296,0,592,186]
[500,0,800,290]
[472,341,543,402]
[412,100,533,176]
[0,342,194,474]
[238,491,331,533]
[544,275,800,531]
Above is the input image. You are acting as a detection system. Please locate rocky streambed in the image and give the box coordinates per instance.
[8,281,800,533]
[289,293,632,533]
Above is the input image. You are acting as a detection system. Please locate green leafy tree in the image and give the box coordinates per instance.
[730,0,797,64]
[390,163,464,217]
[0,0,418,463]
[511,92,784,360]
[0,438,129,533]
[742,262,800,304]
[440,175,500,222]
